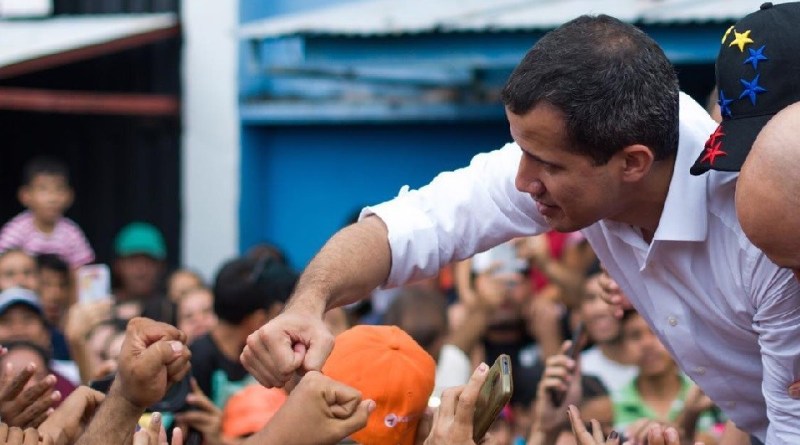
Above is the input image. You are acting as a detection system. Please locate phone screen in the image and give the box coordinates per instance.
[77,264,111,303]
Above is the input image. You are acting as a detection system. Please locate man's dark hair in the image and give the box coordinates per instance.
[212,256,298,324]
[22,156,70,186]
[36,253,70,277]
[501,15,679,164]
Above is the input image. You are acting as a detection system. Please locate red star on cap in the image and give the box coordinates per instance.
[700,126,727,165]
[706,125,725,146]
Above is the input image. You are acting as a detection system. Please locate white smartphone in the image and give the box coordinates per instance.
[77,264,111,303]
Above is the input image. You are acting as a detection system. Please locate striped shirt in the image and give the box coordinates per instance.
[0,211,94,267]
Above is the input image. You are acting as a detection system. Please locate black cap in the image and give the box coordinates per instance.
[690,2,800,175]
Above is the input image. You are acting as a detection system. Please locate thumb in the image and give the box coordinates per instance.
[339,399,375,436]
[301,330,334,372]
[144,340,185,369]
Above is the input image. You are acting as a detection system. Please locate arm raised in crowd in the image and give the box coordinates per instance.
[527,341,582,445]
[0,363,59,428]
[241,216,391,387]
[242,144,546,388]
[446,269,505,355]
[242,371,374,445]
[75,318,191,445]
[423,363,489,445]
[38,386,104,445]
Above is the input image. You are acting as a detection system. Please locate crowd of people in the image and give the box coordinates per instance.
[0,2,798,445]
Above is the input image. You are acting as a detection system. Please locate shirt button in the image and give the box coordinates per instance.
[694,366,706,376]
[668,316,678,326]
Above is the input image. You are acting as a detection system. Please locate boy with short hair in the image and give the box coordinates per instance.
[190,256,297,407]
[36,253,72,329]
[0,156,94,268]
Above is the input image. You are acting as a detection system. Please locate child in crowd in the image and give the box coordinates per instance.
[0,156,94,268]
[36,253,73,330]
[167,269,204,303]
[614,310,719,444]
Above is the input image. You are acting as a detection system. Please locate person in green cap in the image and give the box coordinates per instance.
[113,222,172,324]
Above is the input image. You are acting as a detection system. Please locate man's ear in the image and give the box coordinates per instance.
[618,144,655,183]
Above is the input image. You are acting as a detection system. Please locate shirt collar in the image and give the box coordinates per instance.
[651,93,717,243]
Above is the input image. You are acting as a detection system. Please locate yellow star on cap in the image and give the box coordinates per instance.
[721,25,734,44]
[729,29,754,52]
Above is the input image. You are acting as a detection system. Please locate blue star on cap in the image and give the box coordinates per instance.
[739,74,767,106]
[717,90,734,118]
[743,45,768,70]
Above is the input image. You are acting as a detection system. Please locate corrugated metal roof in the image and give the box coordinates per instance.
[240,0,792,39]
[0,13,177,68]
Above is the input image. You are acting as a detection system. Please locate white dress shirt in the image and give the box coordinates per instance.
[362,93,800,443]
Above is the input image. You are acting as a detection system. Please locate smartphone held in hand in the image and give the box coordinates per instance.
[473,354,513,442]
[77,264,111,303]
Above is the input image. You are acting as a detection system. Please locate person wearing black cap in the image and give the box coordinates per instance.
[690,2,800,175]
[242,8,800,444]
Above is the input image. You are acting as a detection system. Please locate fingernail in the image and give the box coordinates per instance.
[46,375,56,385]
[26,363,35,372]
[51,391,61,401]
[152,412,162,425]
[666,428,679,441]
[170,341,183,353]
[366,400,376,413]
[477,363,488,374]
[609,431,619,439]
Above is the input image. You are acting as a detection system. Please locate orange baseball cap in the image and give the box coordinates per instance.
[221,385,287,438]
[322,325,436,445]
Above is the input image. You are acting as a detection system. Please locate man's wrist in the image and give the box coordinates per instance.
[108,379,147,418]
[285,291,328,317]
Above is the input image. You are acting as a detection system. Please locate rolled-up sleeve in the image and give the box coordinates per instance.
[747,251,800,443]
[361,142,548,287]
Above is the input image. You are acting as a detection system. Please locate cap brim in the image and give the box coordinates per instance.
[0,300,43,317]
[690,114,774,176]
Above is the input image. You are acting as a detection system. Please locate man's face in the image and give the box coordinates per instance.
[487,272,530,329]
[38,268,70,325]
[579,277,621,344]
[20,174,72,225]
[115,254,162,298]
[0,251,38,292]
[509,103,625,232]
[0,305,49,347]
[622,314,673,378]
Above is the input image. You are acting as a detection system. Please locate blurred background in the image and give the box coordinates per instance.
[0,0,752,278]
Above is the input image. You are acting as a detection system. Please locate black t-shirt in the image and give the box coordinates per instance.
[190,333,252,407]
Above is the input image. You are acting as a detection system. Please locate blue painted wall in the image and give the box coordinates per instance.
[239,122,510,267]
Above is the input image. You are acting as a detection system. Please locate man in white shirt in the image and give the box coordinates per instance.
[241,10,800,443]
